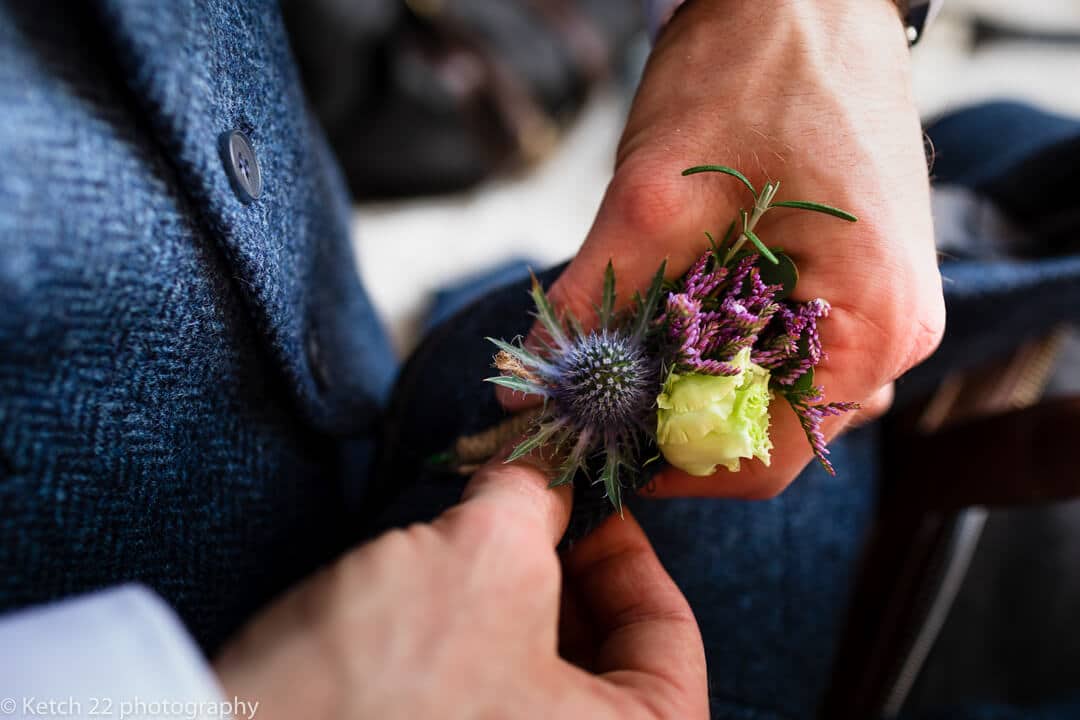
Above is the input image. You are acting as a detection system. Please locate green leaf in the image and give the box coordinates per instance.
[548,470,576,489]
[721,219,736,247]
[426,450,454,467]
[506,420,566,463]
[791,368,815,394]
[566,312,585,340]
[681,165,757,198]
[770,200,858,222]
[483,375,546,396]
[550,430,594,488]
[599,453,623,515]
[758,252,799,298]
[631,260,668,343]
[599,260,616,330]
[549,453,584,488]
[529,273,570,350]
[742,228,779,264]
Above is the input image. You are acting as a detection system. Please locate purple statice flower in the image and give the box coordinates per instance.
[787,387,860,475]
[753,298,831,386]
[662,254,781,375]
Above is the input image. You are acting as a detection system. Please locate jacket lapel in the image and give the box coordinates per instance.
[92,0,391,433]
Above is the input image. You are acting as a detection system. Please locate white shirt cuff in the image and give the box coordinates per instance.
[0,585,252,720]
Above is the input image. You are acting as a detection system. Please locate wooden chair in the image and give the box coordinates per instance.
[823,331,1080,718]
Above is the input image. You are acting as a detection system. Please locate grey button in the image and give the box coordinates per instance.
[220,130,262,203]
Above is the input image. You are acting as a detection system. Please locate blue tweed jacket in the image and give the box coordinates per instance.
[0,0,394,652]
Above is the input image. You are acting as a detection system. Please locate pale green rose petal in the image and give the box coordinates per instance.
[656,348,773,477]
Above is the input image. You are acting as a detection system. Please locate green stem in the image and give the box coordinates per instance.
[723,180,780,265]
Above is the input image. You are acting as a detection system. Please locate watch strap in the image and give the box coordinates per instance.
[645,0,943,45]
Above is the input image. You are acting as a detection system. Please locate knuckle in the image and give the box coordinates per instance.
[877,293,945,380]
[903,292,946,369]
[862,384,896,420]
[444,501,525,561]
[605,160,695,240]
[328,526,425,600]
[833,277,945,387]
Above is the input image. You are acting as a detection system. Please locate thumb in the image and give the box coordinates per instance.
[563,508,708,717]
[440,445,574,549]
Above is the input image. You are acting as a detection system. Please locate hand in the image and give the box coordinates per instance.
[213,452,707,719]
[502,0,944,499]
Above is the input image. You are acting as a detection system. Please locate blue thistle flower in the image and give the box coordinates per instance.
[554,330,655,430]
[486,262,666,512]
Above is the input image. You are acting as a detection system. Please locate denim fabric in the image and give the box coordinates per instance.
[423,260,531,332]
[0,0,394,652]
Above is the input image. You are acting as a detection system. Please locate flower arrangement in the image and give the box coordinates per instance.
[452,166,860,512]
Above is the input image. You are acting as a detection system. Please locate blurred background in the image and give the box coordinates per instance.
[282,0,1080,355]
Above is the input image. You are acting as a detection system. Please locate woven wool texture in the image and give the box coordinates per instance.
[0,0,394,652]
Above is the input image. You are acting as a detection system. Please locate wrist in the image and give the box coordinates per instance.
[654,0,913,78]
[654,0,920,48]
[621,0,920,176]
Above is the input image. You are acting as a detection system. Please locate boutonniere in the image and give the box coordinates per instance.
[447,166,860,512]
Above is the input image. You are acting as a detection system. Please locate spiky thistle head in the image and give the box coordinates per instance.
[485,263,666,512]
[553,329,655,430]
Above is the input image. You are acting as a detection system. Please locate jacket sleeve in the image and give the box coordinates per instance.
[642,0,683,39]
[0,585,232,720]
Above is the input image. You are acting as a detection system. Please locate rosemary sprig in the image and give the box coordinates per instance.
[680,165,858,268]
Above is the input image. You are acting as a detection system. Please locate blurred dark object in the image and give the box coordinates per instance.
[972,17,1080,50]
[282,0,642,198]
[423,258,530,331]
[927,102,1080,259]
[824,333,1080,719]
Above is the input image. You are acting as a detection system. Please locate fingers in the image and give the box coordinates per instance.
[563,510,708,718]
[444,448,574,549]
